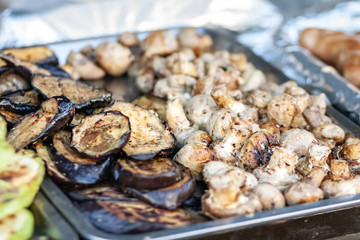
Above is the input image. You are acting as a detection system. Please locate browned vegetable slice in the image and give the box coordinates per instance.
[31,74,112,109]
[0,90,39,114]
[0,54,50,80]
[0,70,30,95]
[0,108,23,126]
[112,157,181,190]
[68,185,130,202]
[125,164,195,209]
[103,101,174,160]
[2,46,59,66]
[48,130,112,186]
[7,96,74,150]
[71,111,131,158]
[79,200,204,234]
[132,95,167,120]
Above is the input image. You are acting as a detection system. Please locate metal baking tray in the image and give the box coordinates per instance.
[37,27,360,240]
[29,192,78,240]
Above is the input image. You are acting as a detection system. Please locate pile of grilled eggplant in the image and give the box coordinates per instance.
[0,42,206,234]
[0,115,45,240]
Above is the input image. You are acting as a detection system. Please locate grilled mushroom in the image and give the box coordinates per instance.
[253,147,299,191]
[312,123,345,148]
[71,111,131,158]
[118,32,139,48]
[96,42,134,76]
[112,157,181,190]
[296,142,331,176]
[254,183,285,210]
[267,94,296,127]
[166,97,198,146]
[280,128,317,156]
[236,130,279,171]
[184,130,212,146]
[342,137,360,160]
[173,143,216,180]
[285,168,325,205]
[178,28,213,54]
[206,109,241,141]
[66,51,105,80]
[212,124,251,165]
[31,74,112,109]
[7,96,74,150]
[185,94,218,129]
[141,31,179,58]
[125,164,195,209]
[103,101,174,160]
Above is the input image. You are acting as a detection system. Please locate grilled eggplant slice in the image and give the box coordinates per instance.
[71,111,130,158]
[37,64,71,78]
[112,157,181,190]
[79,200,203,234]
[125,164,196,209]
[7,96,74,150]
[2,46,58,66]
[0,208,34,240]
[68,111,87,128]
[0,149,44,218]
[0,90,39,114]
[50,130,112,186]
[0,108,23,127]
[31,74,112,109]
[132,95,167,121]
[0,54,50,81]
[103,101,174,160]
[0,70,30,95]
[68,185,130,202]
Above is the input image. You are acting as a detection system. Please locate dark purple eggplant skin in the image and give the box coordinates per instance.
[78,201,166,234]
[0,55,33,81]
[35,96,75,142]
[37,64,71,78]
[0,90,39,114]
[2,46,59,66]
[125,164,196,209]
[112,157,181,190]
[50,131,113,186]
[7,96,74,150]
[51,150,112,186]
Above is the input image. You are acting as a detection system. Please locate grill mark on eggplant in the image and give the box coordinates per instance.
[125,164,196,209]
[79,200,204,234]
[50,130,112,186]
[103,101,174,160]
[112,157,181,190]
[0,90,39,114]
[67,185,131,202]
[71,111,131,158]
[2,46,59,66]
[31,74,112,109]
[7,96,74,150]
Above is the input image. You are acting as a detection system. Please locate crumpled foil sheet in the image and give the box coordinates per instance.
[269,1,360,124]
[0,0,282,48]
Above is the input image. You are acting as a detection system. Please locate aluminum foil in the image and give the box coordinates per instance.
[269,1,360,124]
[0,0,282,48]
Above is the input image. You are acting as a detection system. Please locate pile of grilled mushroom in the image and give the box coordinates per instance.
[0,28,359,233]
